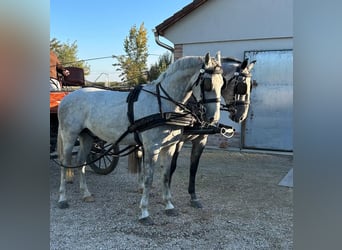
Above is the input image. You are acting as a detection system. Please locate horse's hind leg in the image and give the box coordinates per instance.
[188,135,208,208]
[169,140,184,187]
[77,132,94,202]
[57,129,78,209]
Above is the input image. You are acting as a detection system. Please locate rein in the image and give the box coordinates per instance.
[54,62,225,169]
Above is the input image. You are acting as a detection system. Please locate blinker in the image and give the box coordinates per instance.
[235,81,247,95]
[202,78,213,91]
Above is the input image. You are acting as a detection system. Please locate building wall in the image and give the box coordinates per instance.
[181,37,293,60]
[160,0,293,150]
[163,0,293,45]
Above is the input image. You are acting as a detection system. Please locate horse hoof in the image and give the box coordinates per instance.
[58,201,69,209]
[165,208,179,216]
[83,195,95,202]
[190,199,203,208]
[139,217,154,226]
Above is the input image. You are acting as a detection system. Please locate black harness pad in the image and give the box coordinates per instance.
[126,85,143,124]
[126,85,143,144]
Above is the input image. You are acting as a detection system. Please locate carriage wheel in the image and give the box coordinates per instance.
[87,140,119,175]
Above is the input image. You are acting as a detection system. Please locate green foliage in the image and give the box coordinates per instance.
[147,52,172,81]
[113,23,148,86]
[50,38,90,75]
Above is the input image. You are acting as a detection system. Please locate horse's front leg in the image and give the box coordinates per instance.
[160,144,179,216]
[139,148,158,225]
[169,140,184,187]
[189,135,208,208]
[136,148,144,193]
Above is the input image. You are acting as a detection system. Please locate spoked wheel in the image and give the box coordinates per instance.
[87,139,119,175]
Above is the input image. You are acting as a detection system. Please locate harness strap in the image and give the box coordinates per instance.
[157,83,190,112]
[202,98,221,104]
[126,85,144,145]
[156,83,163,114]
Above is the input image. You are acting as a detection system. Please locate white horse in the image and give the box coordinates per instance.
[56,52,224,225]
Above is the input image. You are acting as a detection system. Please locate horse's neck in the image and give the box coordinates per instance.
[160,68,199,105]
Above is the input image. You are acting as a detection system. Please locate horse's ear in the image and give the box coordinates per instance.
[204,52,210,65]
[216,51,221,66]
[241,59,248,70]
[248,60,256,71]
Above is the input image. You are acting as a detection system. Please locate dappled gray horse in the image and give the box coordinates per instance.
[56,52,224,225]
[170,58,256,208]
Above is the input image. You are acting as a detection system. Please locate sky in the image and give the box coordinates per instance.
[50,0,193,82]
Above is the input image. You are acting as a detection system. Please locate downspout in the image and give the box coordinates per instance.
[153,28,175,62]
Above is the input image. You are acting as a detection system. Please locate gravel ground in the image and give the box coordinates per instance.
[50,146,293,249]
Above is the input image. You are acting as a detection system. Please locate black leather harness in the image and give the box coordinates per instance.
[122,83,198,146]
[109,62,224,149]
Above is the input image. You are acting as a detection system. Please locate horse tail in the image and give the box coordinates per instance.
[128,152,138,173]
[127,149,143,174]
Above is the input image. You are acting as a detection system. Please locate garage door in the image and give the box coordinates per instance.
[242,50,293,151]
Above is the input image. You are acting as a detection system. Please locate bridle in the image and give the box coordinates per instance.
[187,63,224,122]
[190,63,224,103]
[221,68,252,114]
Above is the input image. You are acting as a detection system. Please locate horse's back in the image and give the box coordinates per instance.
[58,87,131,142]
[59,87,127,107]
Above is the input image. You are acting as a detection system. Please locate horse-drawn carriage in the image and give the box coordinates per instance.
[50,66,119,175]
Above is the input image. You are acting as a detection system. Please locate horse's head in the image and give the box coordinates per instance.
[191,52,224,125]
[221,58,256,123]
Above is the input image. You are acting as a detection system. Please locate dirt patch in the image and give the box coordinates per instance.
[50,146,293,249]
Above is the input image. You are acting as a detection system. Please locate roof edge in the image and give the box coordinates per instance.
[155,0,208,36]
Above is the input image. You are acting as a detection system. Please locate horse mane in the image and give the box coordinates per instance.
[221,57,241,64]
[149,56,204,86]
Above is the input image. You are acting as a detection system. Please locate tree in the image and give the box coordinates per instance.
[113,23,148,86]
[147,52,172,81]
[50,38,90,75]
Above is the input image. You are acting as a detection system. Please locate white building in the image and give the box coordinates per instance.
[154,0,293,151]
